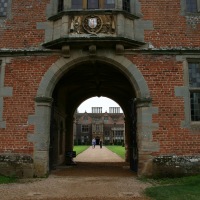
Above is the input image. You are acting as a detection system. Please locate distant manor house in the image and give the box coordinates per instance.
[74,107,125,146]
[0,0,200,178]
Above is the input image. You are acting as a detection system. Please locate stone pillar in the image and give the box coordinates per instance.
[135,97,159,177]
[32,97,53,177]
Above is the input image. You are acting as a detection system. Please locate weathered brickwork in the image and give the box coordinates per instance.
[0,1,199,177]
[0,56,58,153]
[0,0,48,48]
[140,0,200,48]
[127,54,200,155]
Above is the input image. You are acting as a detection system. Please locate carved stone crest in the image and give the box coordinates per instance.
[88,17,97,29]
[83,15,102,34]
[70,15,115,35]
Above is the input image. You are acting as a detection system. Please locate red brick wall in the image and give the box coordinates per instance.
[0,56,59,154]
[0,0,49,48]
[140,0,200,47]
[126,54,200,156]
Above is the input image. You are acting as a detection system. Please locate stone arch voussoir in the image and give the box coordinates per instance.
[37,50,150,99]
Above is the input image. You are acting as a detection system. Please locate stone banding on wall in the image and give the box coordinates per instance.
[0,58,13,128]
[153,155,200,177]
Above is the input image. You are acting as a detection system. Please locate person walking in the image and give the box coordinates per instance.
[92,138,96,148]
[99,140,102,148]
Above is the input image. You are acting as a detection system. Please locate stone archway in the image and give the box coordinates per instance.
[28,49,159,177]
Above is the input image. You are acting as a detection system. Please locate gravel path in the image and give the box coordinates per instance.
[0,146,151,200]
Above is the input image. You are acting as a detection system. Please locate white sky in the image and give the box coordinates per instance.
[77,97,123,113]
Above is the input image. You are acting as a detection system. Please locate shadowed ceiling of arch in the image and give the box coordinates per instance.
[53,60,136,113]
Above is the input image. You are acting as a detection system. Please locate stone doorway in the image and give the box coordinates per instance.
[33,50,157,177]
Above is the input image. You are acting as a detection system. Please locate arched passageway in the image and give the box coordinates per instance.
[50,59,137,171]
[32,51,157,177]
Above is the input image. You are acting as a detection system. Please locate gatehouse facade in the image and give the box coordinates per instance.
[0,0,200,177]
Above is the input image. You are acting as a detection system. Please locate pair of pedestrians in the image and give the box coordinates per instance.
[92,138,102,148]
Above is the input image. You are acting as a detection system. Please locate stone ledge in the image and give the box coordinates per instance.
[153,155,200,177]
[0,154,34,178]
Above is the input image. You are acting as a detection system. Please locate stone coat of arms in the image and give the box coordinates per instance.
[88,18,97,29]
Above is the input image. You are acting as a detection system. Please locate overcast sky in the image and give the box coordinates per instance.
[77,97,123,113]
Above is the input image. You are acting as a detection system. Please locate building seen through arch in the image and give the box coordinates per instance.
[74,107,125,146]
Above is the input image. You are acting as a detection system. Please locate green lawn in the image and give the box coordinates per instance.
[144,175,200,200]
[0,175,17,184]
[73,145,90,155]
[106,145,125,159]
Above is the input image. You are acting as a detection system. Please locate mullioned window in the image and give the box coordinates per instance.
[188,62,200,121]
[0,0,8,17]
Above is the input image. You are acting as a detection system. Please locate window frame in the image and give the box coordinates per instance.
[81,124,89,133]
[0,0,8,17]
[123,0,130,12]
[185,0,200,13]
[71,0,115,10]
[188,61,200,122]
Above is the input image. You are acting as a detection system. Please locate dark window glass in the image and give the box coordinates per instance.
[58,0,63,12]
[189,62,200,121]
[82,125,89,132]
[190,92,200,121]
[104,0,115,9]
[96,124,100,131]
[72,0,83,9]
[88,0,99,9]
[186,0,197,12]
[0,0,8,17]
[123,0,130,12]
[189,63,200,87]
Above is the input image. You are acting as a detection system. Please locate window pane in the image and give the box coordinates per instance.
[82,125,89,132]
[88,0,99,9]
[189,62,200,87]
[123,0,130,12]
[186,0,197,12]
[190,92,200,121]
[72,0,83,9]
[104,0,115,9]
[58,0,63,12]
[0,0,8,17]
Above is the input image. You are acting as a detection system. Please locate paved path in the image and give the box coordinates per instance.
[0,146,151,200]
[74,146,124,163]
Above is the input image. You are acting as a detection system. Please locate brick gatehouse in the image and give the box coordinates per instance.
[0,0,200,177]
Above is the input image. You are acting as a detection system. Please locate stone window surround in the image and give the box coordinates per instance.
[81,124,89,132]
[175,55,200,132]
[188,60,200,122]
[0,58,13,128]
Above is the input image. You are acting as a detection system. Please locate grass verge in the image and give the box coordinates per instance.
[106,145,125,159]
[143,175,200,200]
[73,145,90,155]
[0,175,17,184]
